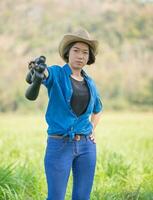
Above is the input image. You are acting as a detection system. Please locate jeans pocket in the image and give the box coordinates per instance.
[46,137,66,152]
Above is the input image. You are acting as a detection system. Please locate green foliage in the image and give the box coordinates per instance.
[127,78,153,106]
[0,163,44,200]
[0,112,153,199]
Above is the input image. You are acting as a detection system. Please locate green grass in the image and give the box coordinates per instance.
[0,112,153,200]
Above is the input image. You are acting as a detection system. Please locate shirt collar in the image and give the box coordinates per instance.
[81,69,88,78]
[63,63,88,78]
[63,63,72,76]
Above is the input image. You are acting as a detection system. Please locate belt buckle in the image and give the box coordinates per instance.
[75,135,81,141]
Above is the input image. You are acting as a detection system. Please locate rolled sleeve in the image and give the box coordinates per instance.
[93,87,103,114]
[93,98,103,114]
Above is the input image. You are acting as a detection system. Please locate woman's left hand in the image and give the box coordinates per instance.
[89,132,96,144]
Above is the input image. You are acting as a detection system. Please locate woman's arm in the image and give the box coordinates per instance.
[89,111,102,143]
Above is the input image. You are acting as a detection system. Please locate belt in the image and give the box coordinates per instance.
[48,134,88,141]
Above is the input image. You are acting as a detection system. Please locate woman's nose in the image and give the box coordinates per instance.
[78,52,84,59]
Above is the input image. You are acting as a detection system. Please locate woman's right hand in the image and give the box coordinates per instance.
[89,132,96,144]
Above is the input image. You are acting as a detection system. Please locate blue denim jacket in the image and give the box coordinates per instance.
[42,63,103,139]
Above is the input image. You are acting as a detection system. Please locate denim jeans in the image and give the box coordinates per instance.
[44,135,96,200]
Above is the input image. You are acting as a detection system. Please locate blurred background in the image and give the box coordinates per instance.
[0,1,153,199]
[0,0,153,113]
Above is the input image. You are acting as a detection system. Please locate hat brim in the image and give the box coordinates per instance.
[58,34,99,61]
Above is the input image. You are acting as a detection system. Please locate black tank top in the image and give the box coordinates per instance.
[70,76,90,117]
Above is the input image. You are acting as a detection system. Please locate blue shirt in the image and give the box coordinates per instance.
[42,63,103,139]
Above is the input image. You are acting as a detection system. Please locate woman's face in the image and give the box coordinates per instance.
[68,42,89,70]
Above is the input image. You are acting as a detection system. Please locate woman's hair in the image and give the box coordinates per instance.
[63,42,96,65]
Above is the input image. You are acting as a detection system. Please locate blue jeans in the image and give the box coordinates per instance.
[44,135,96,200]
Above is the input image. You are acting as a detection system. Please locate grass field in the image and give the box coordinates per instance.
[0,112,153,200]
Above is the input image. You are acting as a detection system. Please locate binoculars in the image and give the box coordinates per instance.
[26,55,47,84]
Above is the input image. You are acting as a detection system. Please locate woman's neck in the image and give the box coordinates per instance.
[70,69,84,81]
[69,64,83,80]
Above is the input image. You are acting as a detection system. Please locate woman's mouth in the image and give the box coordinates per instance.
[76,61,83,65]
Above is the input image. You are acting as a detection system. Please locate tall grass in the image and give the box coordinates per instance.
[0,112,153,200]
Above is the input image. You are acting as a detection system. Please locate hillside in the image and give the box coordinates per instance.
[0,0,153,112]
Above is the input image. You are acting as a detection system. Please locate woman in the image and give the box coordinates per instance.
[25,28,103,200]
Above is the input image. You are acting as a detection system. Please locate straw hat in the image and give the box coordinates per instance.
[58,28,99,61]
